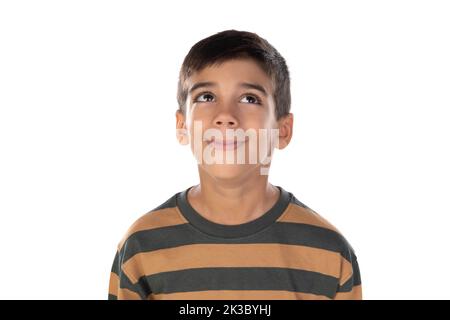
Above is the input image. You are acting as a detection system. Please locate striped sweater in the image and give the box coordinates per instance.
[108,186,362,300]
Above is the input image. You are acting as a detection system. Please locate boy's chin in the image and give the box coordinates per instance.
[201,163,259,181]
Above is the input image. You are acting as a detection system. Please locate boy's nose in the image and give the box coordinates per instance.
[215,119,236,127]
[214,113,238,128]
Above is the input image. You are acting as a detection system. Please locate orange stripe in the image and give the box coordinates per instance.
[117,288,142,300]
[108,272,119,296]
[123,243,348,283]
[334,284,363,300]
[118,207,187,251]
[149,290,331,300]
[278,203,341,233]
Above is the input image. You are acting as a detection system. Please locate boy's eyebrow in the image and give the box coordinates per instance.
[188,81,216,95]
[188,81,268,97]
[239,82,268,97]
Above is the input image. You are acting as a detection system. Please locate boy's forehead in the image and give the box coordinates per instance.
[186,58,274,95]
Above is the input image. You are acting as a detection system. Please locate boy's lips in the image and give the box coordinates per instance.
[207,138,247,150]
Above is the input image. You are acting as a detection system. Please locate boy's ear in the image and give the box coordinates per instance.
[175,110,189,145]
[276,113,293,150]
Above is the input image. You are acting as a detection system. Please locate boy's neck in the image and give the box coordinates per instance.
[187,167,280,225]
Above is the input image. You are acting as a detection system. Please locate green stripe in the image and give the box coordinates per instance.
[111,251,119,275]
[142,267,339,299]
[119,222,354,264]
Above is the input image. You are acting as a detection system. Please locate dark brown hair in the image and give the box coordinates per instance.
[177,30,291,120]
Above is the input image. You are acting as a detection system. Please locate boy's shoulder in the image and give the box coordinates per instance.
[280,193,357,257]
[117,192,187,251]
[282,194,343,234]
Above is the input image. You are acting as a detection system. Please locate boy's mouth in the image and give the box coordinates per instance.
[207,137,247,151]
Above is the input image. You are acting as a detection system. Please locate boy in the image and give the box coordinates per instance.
[108,30,362,300]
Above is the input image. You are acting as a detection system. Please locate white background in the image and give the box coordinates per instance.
[0,0,449,299]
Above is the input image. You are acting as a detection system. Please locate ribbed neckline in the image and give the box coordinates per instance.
[176,185,291,239]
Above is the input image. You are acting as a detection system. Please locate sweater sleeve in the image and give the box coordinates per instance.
[108,248,147,300]
[333,250,362,300]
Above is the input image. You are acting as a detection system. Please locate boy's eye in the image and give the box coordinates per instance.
[240,94,261,105]
[194,93,215,103]
[193,92,261,105]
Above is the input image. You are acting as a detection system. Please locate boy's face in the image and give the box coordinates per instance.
[176,58,293,181]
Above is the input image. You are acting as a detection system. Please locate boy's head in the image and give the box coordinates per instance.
[175,30,293,180]
[177,30,291,120]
